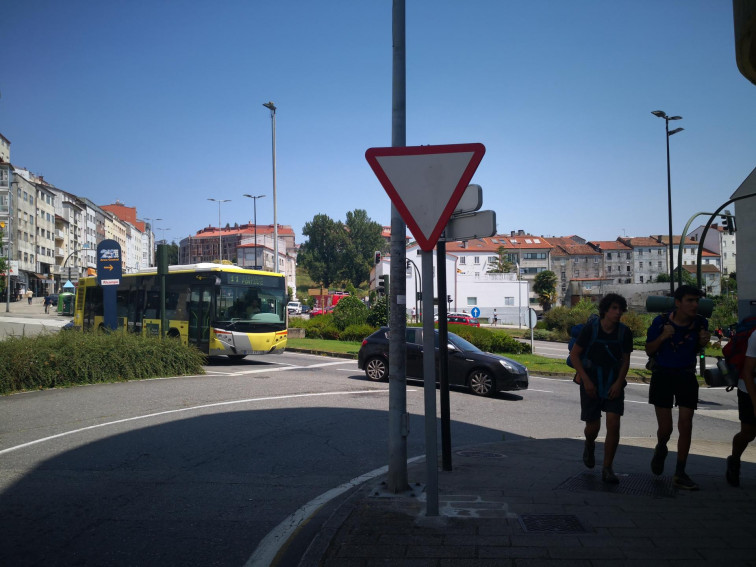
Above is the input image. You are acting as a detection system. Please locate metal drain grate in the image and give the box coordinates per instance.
[557,472,675,498]
[519,514,587,533]
[455,450,507,459]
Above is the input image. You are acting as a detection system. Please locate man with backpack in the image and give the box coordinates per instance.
[570,293,633,484]
[646,285,711,490]
[725,320,756,487]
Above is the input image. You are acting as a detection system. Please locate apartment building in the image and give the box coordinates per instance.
[689,223,737,276]
[549,236,605,306]
[615,237,664,284]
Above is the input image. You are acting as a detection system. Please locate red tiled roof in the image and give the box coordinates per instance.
[193,224,295,238]
[589,240,632,251]
[548,237,601,256]
[682,264,720,274]
[444,235,554,253]
[617,237,664,247]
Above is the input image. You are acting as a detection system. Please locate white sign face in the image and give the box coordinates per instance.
[365,144,486,251]
[100,279,120,286]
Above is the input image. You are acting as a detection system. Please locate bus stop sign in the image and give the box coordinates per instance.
[97,239,122,330]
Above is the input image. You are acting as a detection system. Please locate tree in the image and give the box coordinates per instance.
[297,214,350,289]
[342,209,385,286]
[656,268,697,287]
[487,246,515,274]
[533,270,558,311]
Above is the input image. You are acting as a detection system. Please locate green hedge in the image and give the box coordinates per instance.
[0,331,206,395]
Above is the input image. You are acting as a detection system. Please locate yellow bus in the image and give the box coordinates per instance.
[72,263,287,359]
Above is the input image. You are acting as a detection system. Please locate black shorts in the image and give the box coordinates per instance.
[580,385,624,422]
[737,389,756,425]
[648,367,699,410]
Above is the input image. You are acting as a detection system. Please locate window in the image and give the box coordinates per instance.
[524,252,546,260]
[467,297,477,306]
[626,266,631,272]
[639,262,643,268]
[640,275,644,283]
[474,256,480,265]
[627,253,631,260]
[460,257,466,265]
[575,270,580,277]
[594,257,599,263]
[573,257,579,263]
[504,297,514,306]
[607,252,612,260]
[658,261,662,268]
[489,256,497,264]
[639,249,643,256]
[561,271,566,280]
[608,266,612,272]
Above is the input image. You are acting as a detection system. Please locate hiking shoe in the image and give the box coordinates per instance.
[726,456,740,487]
[583,441,595,469]
[602,467,619,485]
[651,444,668,476]
[673,473,699,491]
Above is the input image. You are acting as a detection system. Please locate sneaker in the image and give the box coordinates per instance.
[602,467,619,485]
[673,473,699,491]
[583,441,595,469]
[651,444,668,476]
[726,456,740,487]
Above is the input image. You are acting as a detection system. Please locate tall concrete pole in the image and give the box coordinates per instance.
[387,0,409,494]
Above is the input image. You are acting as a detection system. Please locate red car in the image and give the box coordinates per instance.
[448,314,480,327]
[310,306,334,317]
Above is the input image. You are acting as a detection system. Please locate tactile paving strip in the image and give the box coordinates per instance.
[557,471,676,498]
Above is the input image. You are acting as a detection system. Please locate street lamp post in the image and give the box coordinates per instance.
[243,194,266,269]
[652,110,684,296]
[263,101,278,273]
[207,198,230,263]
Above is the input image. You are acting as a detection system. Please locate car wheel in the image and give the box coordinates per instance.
[468,369,495,396]
[365,356,388,381]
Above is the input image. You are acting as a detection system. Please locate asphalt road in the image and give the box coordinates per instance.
[0,351,740,566]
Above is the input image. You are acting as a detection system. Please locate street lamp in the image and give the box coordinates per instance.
[651,110,684,296]
[157,227,171,245]
[207,198,230,263]
[243,194,266,269]
[263,101,278,273]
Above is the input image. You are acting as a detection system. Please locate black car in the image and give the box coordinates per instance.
[357,327,528,396]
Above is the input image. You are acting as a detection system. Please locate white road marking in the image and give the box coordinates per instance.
[245,455,426,567]
[526,389,553,393]
[0,389,388,457]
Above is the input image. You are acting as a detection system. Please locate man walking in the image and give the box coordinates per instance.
[570,293,632,484]
[646,285,710,490]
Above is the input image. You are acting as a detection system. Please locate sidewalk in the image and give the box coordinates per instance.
[288,436,756,566]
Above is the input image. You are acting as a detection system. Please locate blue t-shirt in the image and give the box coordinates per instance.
[646,312,708,369]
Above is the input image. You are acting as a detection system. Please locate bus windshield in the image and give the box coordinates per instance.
[216,284,286,326]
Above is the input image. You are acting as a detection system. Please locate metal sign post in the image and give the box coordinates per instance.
[420,249,438,515]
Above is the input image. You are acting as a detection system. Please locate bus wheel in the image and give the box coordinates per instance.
[228,355,246,362]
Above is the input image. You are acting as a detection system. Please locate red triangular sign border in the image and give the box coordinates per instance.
[365,143,486,251]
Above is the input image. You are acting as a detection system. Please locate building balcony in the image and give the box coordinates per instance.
[55,247,65,258]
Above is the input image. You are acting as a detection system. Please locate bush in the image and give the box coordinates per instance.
[532,328,554,341]
[340,323,375,342]
[332,296,369,330]
[620,310,647,338]
[447,326,530,355]
[0,330,206,395]
[367,296,389,327]
[490,330,531,354]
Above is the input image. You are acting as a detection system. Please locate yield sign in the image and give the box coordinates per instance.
[365,143,486,251]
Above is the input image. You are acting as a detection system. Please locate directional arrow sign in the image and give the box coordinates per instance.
[365,143,486,251]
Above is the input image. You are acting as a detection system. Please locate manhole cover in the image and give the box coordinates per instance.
[455,450,507,459]
[557,472,675,498]
[519,514,587,533]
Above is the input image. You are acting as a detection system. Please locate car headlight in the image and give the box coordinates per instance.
[499,359,516,372]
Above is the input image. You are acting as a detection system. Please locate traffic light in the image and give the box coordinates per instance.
[377,274,390,296]
[722,211,736,235]
[374,251,381,265]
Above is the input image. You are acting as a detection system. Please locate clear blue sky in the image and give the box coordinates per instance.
[3,1,755,246]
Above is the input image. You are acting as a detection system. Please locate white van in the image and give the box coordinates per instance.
[287,301,302,315]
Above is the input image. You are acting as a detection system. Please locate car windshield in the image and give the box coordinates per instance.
[447,332,482,353]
